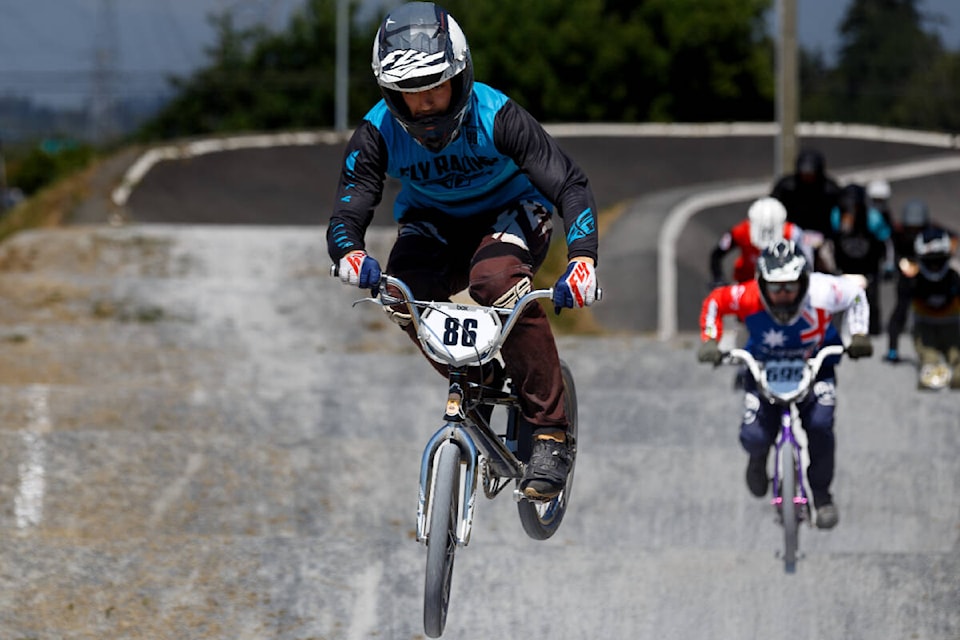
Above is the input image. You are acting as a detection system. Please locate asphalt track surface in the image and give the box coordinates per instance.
[0,132,956,639]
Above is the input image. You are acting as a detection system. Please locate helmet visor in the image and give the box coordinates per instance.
[765,281,801,294]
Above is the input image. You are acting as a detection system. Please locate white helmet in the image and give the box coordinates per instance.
[867,179,891,201]
[747,197,787,250]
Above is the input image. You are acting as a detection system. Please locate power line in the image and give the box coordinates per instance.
[90,0,121,142]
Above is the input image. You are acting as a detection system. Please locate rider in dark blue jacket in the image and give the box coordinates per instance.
[327,2,600,500]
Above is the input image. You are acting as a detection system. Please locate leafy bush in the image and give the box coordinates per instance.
[6,140,95,196]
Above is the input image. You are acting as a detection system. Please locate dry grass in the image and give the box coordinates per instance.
[534,200,629,335]
[0,163,96,244]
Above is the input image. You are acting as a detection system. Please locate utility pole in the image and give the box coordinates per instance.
[775,0,798,177]
[90,0,120,144]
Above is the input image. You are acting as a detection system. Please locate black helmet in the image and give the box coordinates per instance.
[372,2,474,152]
[837,184,868,232]
[757,239,810,325]
[914,226,953,281]
[901,199,930,229]
[795,148,825,181]
[838,183,867,214]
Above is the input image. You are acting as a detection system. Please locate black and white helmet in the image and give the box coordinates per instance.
[914,226,953,281]
[756,239,810,325]
[372,2,473,152]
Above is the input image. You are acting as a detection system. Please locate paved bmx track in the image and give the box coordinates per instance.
[0,127,958,638]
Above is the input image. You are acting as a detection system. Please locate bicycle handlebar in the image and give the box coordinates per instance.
[334,267,554,367]
[375,274,553,346]
[722,344,847,405]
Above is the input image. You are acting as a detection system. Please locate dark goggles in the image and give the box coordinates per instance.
[766,282,800,294]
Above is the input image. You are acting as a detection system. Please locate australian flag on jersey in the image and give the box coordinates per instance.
[700,279,844,368]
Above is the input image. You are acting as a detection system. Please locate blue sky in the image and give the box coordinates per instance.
[1,0,960,109]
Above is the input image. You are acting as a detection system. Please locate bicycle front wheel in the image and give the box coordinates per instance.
[780,445,799,573]
[518,359,578,540]
[424,441,460,638]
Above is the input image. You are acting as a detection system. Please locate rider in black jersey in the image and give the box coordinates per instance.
[327,2,600,500]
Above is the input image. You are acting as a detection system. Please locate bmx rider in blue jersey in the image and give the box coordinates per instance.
[326,2,600,500]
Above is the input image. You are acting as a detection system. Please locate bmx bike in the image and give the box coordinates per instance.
[339,272,581,638]
[720,344,846,573]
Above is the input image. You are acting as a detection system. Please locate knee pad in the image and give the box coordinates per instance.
[739,393,775,454]
[741,392,760,425]
[813,380,836,406]
[384,305,412,327]
[803,380,836,433]
[490,277,532,310]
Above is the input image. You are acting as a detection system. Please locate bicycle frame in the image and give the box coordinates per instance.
[352,274,554,547]
[723,344,846,571]
[770,402,805,515]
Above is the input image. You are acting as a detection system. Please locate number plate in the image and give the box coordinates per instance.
[418,303,502,366]
[763,359,806,395]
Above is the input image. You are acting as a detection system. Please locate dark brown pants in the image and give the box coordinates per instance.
[384,201,568,433]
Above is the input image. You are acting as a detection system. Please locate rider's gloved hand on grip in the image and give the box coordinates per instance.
[552,258,598,314]
[337,251,381,290]
[697,339,722,365]
[847,334,873,359]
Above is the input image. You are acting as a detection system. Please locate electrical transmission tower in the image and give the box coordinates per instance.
[90,0,120,144]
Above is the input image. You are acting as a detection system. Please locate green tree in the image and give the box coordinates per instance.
[892,50,960,131]
[640,0,774,121]
[799,48,840,122]
[442,0,773,122]
[137,0,381,140]
[137,0,776,139]
[832,0,942,125]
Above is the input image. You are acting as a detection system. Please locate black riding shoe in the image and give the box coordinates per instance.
[814,493,839,529]
[746,454,769,497]
[520,437,571,500]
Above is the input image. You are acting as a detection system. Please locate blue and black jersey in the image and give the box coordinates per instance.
[327,82,599,265]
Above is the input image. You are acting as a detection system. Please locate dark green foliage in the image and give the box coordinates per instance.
[802,0,956,131]
[123,0,960,142]
[136,0,382,140]
[6,141,94,196]
[135,0,777,140]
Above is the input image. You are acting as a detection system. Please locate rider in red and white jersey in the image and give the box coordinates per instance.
[697,239,873,529]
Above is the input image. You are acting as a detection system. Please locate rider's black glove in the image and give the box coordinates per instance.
[697,339,722,365]
[847,334,873,359]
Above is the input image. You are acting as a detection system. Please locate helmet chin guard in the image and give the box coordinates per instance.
[757,239,810,325]
[372,2,474,152]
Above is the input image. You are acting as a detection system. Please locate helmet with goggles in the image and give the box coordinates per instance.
[914,226,954,281]
[371,2,474,152]
[757,239,810,325]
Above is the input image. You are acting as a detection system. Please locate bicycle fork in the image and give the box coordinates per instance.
[772,408,809,518]
[416,381,528,547]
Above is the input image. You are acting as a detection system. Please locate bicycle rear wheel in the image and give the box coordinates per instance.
[424,441,460,638]
[518,359,578,540]
[780,445,799,573]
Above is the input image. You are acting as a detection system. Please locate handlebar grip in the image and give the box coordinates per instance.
[330,263,339,278]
